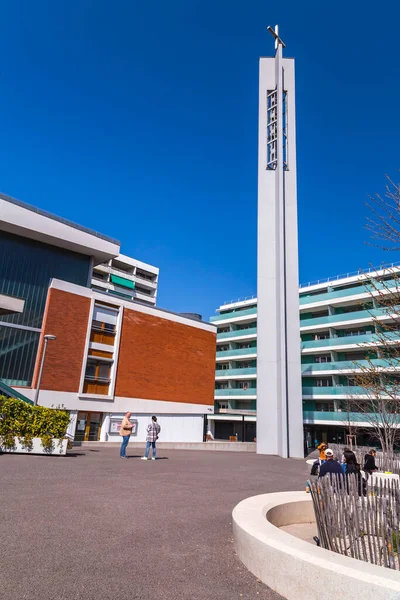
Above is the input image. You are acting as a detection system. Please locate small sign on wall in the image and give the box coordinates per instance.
[109,419,138,435]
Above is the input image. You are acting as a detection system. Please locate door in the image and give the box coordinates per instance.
[75,412,103,441]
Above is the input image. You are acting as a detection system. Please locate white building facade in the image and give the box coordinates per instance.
[91,254,159,306]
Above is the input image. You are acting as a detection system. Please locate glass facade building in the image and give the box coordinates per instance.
[0,231,91,386]
[210,267,400,447]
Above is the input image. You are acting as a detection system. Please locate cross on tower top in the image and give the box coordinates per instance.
[267,25,286,50]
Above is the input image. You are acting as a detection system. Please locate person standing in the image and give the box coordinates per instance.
[317,442,327,461]
[120,412,133,458]
[141,415,161,461]
[364,449,378,480]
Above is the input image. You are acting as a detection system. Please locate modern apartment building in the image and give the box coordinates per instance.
[210,267,400,446]
[91,254,158,306]
[0,192,216,443]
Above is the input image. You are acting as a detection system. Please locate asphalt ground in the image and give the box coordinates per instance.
[0,447,309,600]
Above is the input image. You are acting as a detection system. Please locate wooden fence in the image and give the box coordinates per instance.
[309,474,400,569]
[330,443,400,475]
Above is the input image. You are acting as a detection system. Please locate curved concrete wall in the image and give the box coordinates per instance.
[232,491,400,600]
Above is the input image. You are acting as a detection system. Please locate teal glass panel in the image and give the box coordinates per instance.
[217,327,257,340]
[0,327,40,386]
[0,231,90,328]
[215,367,257,377]
[210,307,257,322]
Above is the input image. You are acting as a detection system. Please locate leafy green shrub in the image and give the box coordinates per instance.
[1,432,16,450]
[0,397,70,443]
[18,434,34,452]
[40,433,54,453]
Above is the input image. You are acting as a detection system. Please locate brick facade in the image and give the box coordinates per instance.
[34,287,216,406]
[33,288,91,392]
[115,309,216,405]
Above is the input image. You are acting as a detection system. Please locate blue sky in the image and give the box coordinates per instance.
[0,1,399,319]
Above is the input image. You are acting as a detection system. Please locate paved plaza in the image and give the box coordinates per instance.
[1,447,308,600]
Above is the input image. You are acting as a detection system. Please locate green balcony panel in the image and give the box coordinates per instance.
[215,367,257,377]
[302,386,366,396]
[110,274,135,289]
[303,410,400,424]
[214,388,257,396]
[299,279,397,306]
[301,358,400,374]
[217,327,257,340]
[210,307,257,322]
[216,348,257,359]
[301,331,400,350]
[299,307,397,328]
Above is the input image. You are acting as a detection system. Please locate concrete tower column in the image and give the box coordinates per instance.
[256,26,303,458]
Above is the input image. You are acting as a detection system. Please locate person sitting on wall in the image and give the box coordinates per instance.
[363,449,378,480]
[342,449,366,496]
[318,448,344,481]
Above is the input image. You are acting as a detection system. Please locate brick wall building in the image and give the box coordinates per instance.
[29,279,216,443]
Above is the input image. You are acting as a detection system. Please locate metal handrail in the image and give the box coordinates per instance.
[219,262,400,307]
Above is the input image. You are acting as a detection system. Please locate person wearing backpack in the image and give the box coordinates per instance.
[310,459,320,476]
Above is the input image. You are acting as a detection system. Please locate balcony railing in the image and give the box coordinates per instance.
[214,388,257,396]
[303,410,400,424]
[216,347,257,359]
[299,279,397,306]
[302,386,367,396]
[301,358,400,374]
[217,408,256,415]
[301,333,375,350]
[217,327,257,340]
[210,307,257,322]
[301,331,400,350]
[300,307,396,329]
[215,367,256,377]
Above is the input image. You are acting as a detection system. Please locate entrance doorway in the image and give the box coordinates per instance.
[75,412,103,442]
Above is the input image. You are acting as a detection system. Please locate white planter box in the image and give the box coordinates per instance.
[0,437,68,456]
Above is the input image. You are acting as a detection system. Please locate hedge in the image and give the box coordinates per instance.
[0,396,70,439]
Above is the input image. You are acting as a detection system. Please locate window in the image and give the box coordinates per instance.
[236,323,256,331]
[316,402,334,412]
[218,402,228,409]
[135,285,152,295]
[314,333,329,340]
[236,401,252,410]
[217,327,230,334]
[216,383,228,390]
[315,379,331,387]
[217,345,229,352]
[344,329,365,337]
[314,356,331,363]
[238,362,253,369]
[92,270,106,281]
[237,343,252,349]
[216,363,229,371]
[90,304,119,346]
[83,359,112,395]
[237,381,251,389]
